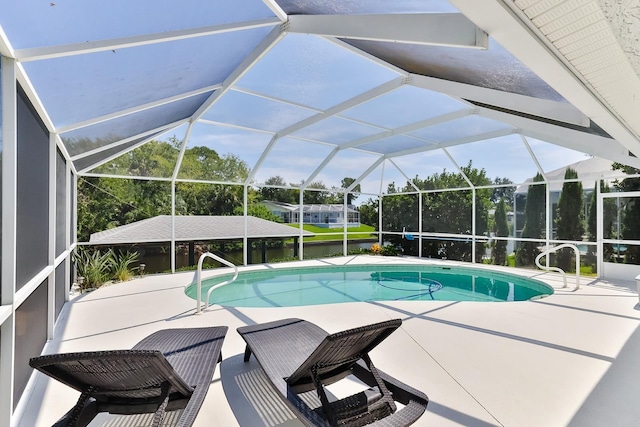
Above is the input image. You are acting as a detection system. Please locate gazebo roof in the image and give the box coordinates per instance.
[88,215,312,245]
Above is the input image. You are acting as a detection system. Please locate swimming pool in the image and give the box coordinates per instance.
[185,263,553,307]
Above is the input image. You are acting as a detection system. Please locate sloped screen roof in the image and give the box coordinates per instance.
[2,0,639,193]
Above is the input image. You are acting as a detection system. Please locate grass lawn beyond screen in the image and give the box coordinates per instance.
[286,224,376,241]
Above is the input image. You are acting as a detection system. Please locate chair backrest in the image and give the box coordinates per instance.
[286,319,401,388]
[30,350,193,401]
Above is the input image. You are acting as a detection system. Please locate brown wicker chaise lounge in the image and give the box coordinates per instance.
[29,326,228,427]
[237,318,428,427]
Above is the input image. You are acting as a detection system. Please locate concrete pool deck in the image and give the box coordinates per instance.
[16,255,640,427]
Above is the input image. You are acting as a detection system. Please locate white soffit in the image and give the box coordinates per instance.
[449,0,640,159]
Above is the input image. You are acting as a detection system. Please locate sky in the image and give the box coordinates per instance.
[1,1,599,194]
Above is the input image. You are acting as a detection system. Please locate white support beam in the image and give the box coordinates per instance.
[261,0,288,21]
[0,23,14,58]
[341,109,472,150]
[14,268,54,309]
[82,172,172,182]
[300,147,342,190]
[198,119,276,136]
[278,77,406,137]
[65,158,72,302]
[441,147,473,188]
[57,84,221,134]
[410,74,590,127]
[387,158,421,192]
[288,14,488,49]
[70,120,186,162]
[47,133,56,340]
[1,57,17,305]
[53,134,76,175]
[72,173,78,247]
[15,64,56,133]
[448,0,640,161]
[322,37,408,76]
[231,87,323,113]
[476,106,640,169]
[246,78,406,186]
[172,121,195,181]
[74,121,186,174]
[170,121,195,272]
[349,157,387,193]
[521,135,547,180]
[245,134,279,185]
[596,180,604,278]
[190,25,285,123]
[385,127,515,159]
[438,128,516,152]
[243,185,249,266]
[343,192,348,256]
[15,18,281,62]
[1,56,17,427]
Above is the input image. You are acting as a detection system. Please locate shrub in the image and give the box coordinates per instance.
[381,244,400,256]
[347,248,370,255]
[74,248,113,291]
[110,250,140,282]
[370,243,382,255]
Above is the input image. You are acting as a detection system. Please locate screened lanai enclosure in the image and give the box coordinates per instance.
[2,1,640,425]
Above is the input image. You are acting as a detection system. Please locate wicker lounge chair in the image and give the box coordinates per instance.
[29,326,227,427]
[237,318,428,427]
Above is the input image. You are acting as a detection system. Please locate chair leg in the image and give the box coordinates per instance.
[151,382,171,427]
[57,387,95,427]
[243,345,252,362]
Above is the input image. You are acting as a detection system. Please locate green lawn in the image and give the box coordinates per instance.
[286,224,377,242]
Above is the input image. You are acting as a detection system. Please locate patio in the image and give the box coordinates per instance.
[17,256,640,427]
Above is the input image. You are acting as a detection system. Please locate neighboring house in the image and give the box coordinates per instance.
[260,200,361,228]
[514,157,626,239]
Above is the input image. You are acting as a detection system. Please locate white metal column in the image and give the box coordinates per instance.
[243,184,249,265]
[298,190,304,260]
[380,195,385,246]
[65,156,72,301]
[1,55,18,427]
[596,179,603,278]
[418,192,423,258]
[47,134,56,339]
[471,187,476,263]
[545,182,551,269]
[343,192,348,256]
[170,182,176,273]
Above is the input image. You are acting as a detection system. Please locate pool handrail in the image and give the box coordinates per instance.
[195,252,238,314]
[534,243,580,290]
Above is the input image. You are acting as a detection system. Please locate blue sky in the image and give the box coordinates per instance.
[0,3,594,191]
[134,28,594,195]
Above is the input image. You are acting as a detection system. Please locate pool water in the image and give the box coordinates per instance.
[185,264,553,308]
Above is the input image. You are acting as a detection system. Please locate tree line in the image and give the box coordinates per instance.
[79,138,640,268]
[79,139,361,241]
[516,164,640,271]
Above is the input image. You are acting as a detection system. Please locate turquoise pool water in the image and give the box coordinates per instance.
[185,264,553,308]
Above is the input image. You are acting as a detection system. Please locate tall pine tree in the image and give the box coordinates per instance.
[555,168,584,271]
[516,173,546,266]
[493,197,509,266]
[613,163,640,264]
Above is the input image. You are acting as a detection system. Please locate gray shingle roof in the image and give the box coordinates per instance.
[88,215,313,245]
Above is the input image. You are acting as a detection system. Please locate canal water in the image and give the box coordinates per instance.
[139,240,376,273]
